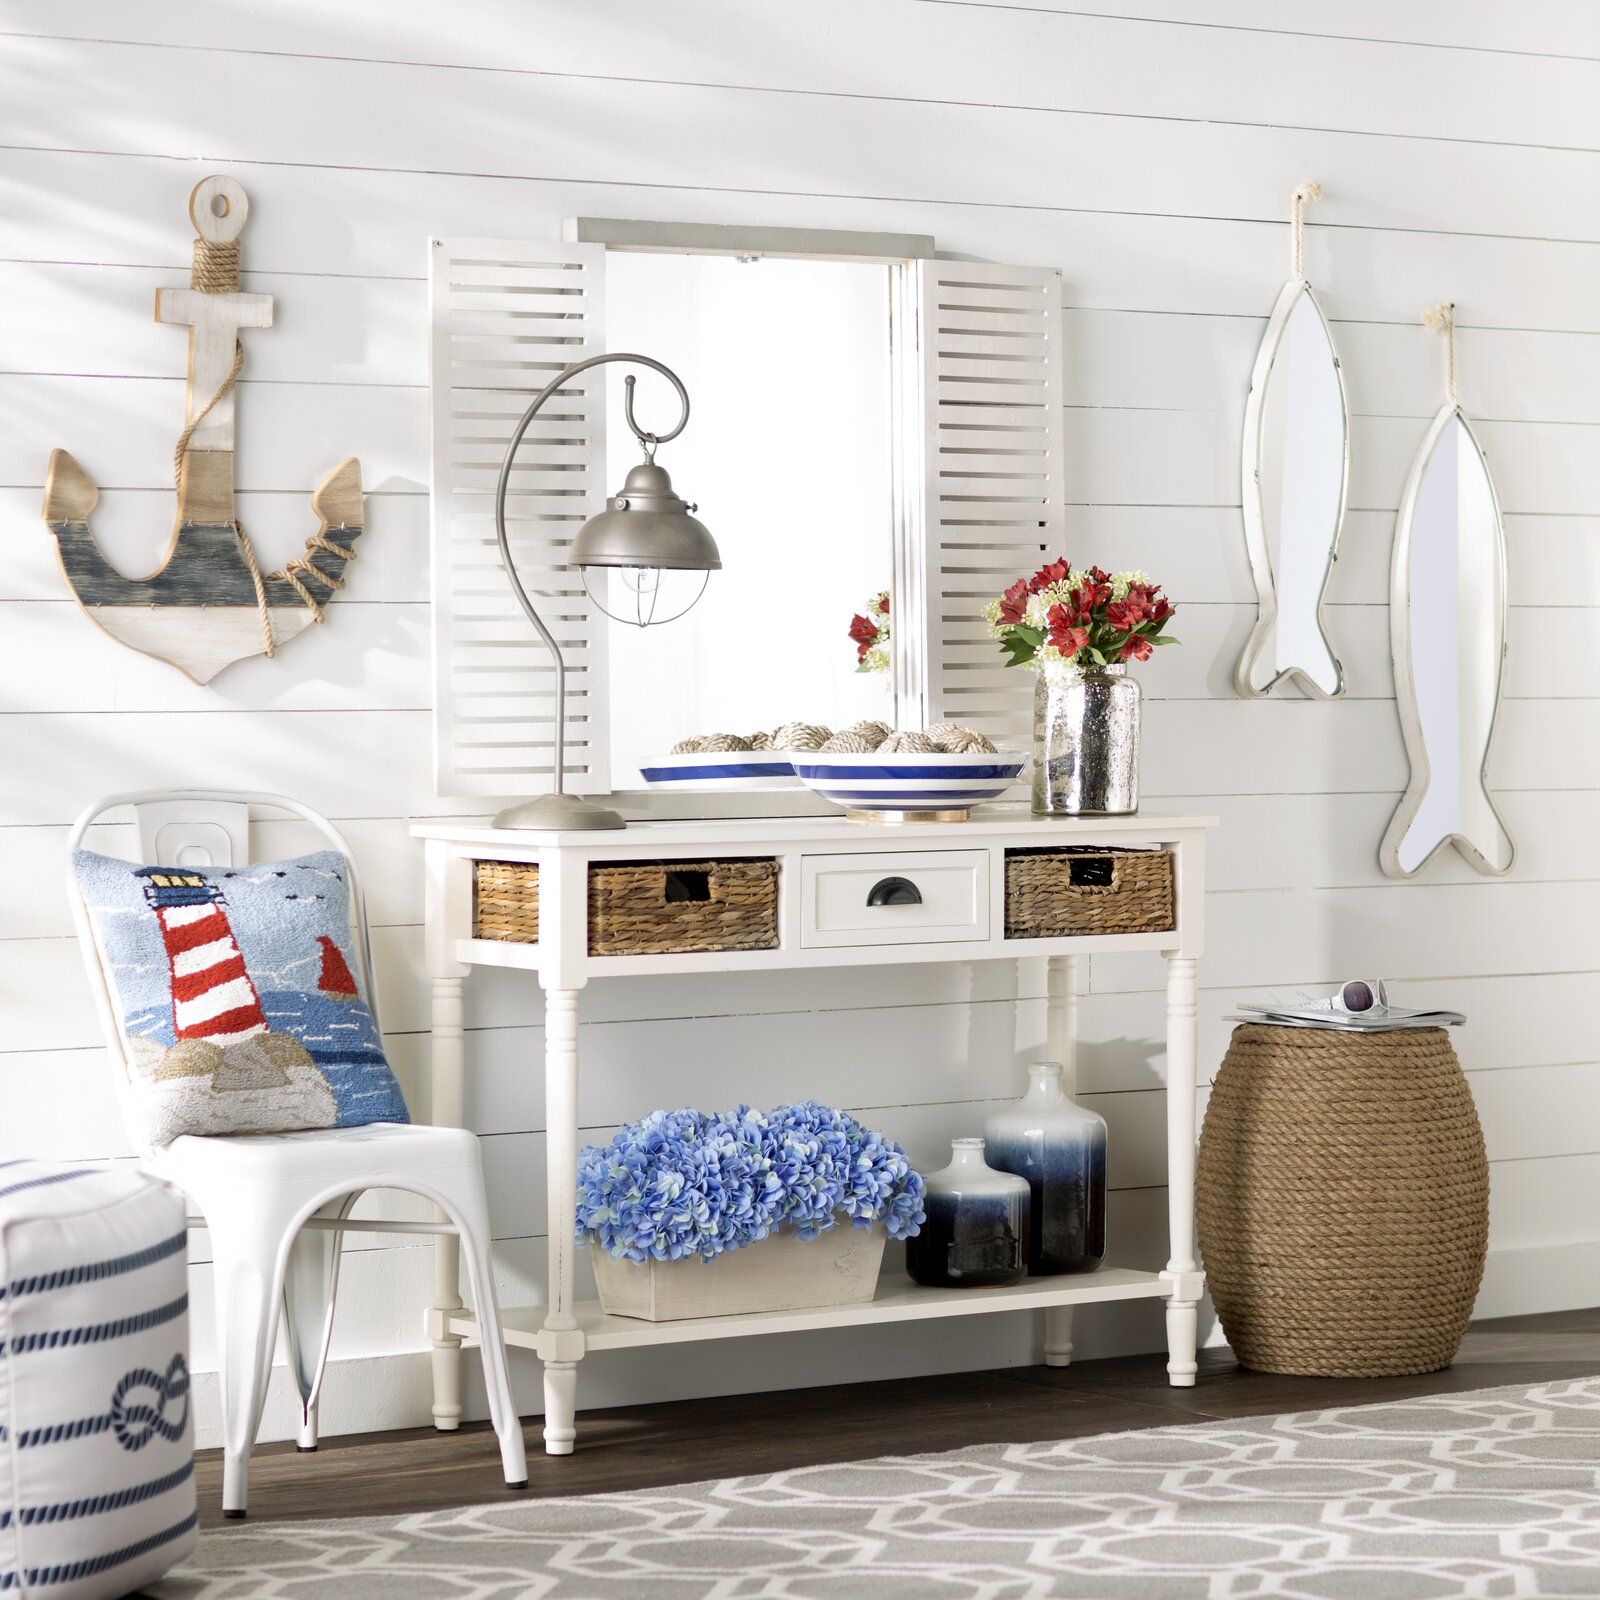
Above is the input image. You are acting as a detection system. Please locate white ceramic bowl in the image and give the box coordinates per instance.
[637,749,800,792]
[790,748,1025,819]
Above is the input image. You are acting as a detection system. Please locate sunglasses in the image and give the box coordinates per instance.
[1333,979,1390,1014]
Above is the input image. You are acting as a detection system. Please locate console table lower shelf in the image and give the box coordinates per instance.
[444,1265,1191,1356]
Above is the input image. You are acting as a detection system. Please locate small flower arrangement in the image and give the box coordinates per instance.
[577,1101,926,1264]
[984,560,1177,673]
[847,590,891,674]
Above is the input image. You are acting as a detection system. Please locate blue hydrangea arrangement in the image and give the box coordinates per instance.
[577,1101,926,1263]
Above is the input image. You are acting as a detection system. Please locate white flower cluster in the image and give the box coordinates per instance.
[981,588,1060,636]
[858,640,891,674]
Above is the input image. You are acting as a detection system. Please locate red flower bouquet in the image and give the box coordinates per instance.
[985,561,1176,672]
[848,590,891,674]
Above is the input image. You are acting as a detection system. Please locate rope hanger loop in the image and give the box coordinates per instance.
[1421,303,1459,406]
[1290,179,1323,282]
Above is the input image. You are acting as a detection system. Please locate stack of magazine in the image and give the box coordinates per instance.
[1230,994,1465,1032]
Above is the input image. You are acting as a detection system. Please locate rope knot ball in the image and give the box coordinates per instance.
[670,721,997,757]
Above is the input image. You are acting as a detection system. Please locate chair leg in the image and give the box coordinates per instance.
[281,1194,356,1451]
[437,1175,529,1489]
[207,1207,297,1518]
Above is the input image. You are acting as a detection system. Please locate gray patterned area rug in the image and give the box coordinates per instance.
[153,1377,1600,1599]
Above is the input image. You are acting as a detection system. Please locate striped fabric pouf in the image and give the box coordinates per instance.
[0,1160,196,1598]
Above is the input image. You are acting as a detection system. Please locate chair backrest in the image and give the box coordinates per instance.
[66,789,382,1154]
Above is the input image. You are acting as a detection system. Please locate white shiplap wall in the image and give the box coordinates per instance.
[3,1,1598,1444]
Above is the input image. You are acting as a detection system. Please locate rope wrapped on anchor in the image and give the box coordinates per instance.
[173,235,358,659]
[190,236,241,294]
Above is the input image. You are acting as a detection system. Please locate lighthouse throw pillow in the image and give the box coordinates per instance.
[73,849,410,1147]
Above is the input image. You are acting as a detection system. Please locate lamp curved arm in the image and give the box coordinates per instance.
[494,353,690,795]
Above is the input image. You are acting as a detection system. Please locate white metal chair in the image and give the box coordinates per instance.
[67,789,528,1517]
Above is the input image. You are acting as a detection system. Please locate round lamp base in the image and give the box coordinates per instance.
[844,807,972,825]
[491,793,627,830]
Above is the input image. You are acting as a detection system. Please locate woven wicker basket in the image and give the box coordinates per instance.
[1004,846,1174,939]
[588,858,778,956]
[474,857,780,955]
[474,859,540,944]
[1198,1024,1489,1377]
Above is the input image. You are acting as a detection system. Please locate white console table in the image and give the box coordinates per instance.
[413,806,1214,1454]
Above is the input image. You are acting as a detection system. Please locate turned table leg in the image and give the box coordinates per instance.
[540,985,581,1453]
[1043,1306,1075,1368]
[1042,953,1079,1367]
[1163,954,1201,1387]
[426,975,467,1430]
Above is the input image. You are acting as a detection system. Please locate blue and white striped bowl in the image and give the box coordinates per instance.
[638,750,801,792]
[791,748,1025,818]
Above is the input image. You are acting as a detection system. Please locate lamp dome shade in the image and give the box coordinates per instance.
[571,461,721,572]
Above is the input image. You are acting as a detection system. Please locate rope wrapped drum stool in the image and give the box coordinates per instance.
[1197,1024,1488,1377]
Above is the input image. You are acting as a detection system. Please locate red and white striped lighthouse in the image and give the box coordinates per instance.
[136,871,267,1046]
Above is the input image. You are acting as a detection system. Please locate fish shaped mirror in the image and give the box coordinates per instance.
[1236,182,1349,699]
[1381,305,1514,878]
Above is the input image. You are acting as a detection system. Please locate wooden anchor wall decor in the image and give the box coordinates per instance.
[42,176,366,685]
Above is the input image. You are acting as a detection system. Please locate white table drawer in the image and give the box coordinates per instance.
[799,850,990,948]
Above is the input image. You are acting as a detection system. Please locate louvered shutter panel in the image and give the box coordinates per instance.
[429,239,609,797]
[910,260,1065,750]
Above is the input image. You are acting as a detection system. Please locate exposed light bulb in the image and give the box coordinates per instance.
[581,565,709,629]
[620,565,661,626]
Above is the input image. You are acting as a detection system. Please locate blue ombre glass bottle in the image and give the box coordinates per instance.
[985,1062,1107,1274]
[905,1138,1030,1289]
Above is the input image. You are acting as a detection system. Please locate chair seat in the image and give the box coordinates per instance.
[148,1122,481,1187]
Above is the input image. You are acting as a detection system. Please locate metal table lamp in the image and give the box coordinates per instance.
[491,353,720,830]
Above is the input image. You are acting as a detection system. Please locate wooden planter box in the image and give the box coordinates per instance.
[590,1226,886,1322]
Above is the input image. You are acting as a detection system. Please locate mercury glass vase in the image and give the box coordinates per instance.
[1033,663,1141,815]
[905,1138,1030,1289]
[984,1062,1107,1275]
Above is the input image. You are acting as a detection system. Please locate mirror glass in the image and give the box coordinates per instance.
[1385,411,1514,875]
[601,252,897,784]
[1238,285,1347,697]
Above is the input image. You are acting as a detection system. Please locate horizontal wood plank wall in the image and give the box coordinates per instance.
[2,0,1596,1442]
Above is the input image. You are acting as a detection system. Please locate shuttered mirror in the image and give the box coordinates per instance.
[429,238,611,799]
[428,226,1064,811]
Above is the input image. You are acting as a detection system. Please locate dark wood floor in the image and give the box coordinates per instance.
[197,1305,1600,1528]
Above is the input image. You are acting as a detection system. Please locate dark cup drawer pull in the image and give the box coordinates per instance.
[867,875,923,907]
